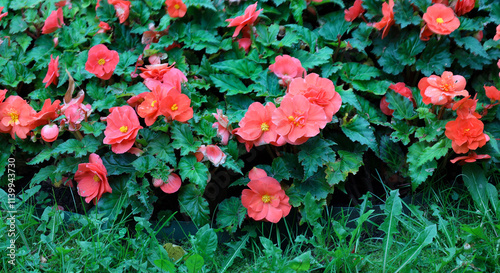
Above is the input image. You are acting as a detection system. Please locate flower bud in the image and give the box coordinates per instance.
[41,124,59,142]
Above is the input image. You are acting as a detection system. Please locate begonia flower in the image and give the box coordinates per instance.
[0,96,36,139]
[484,85,500,102]
[160,91,193,122]
[344,0,365,22]
[238,38,252,53]
[197,145,227,167]
[452,95,481,119]
[241,171,291,223]
[165,0,187,18]
[0,89,7,103]
[103,105,143,154]
[272,94,328,144]
[269,55,306,87]
[60,91,92,131]
[450,152,491,165]
[43,55,60,88]
[371,0,394,39]
[420,24,434,41]
[418,71,468,105]
[42,8,65,34]
[494,25,500,41]
[74,153,112,205]
[56,0,72,9]
[0,7,8,21]
[41,124,59,142]
[380,82,414,116]
[423,4,460,35]
[113,0,131,23]
[288,73,341,122]
[153,173,182,194]
[97,21,111,34]
[453,0,475,17]
[85,44,120,80]
[249,167,267,180]
[236,102,279,150]
[32,99,61,128]
[226,2,262,37]
[212,109,232,145]
[445,116,489,154]
[136,85,173,126]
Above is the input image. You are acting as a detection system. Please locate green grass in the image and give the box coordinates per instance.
[1,177,499,272]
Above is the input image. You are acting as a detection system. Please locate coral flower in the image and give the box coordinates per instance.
[371,0,394,39]
[236,102,279,149]
[226,2,262,37]
[41,124,59,142]
[0,89,7,103]
[197,145,227,167]
[445,117,489,154]
[454,0,475,17]
[0,7,8,21]
[494,25,500,41]
[418,71,468,105]
[85,44,120,80]
[452,95,481,119]
[344,0,365,22]
[136,85,173,126]
[380,82,414,116]
[0,96,36,139]
[165,0,187,18]
[42,8,64,34]
[450,152,491,165]
[288,73,342,122]
[103,105,143,154]
[60,91,92,131]
[113,0,131,23]
[153,173,182,194]
[423,4,460,35]
[212,109,232,145]
[32,99,61,128]
[241,172,291,223]
[43,55,60,88]
[269,55,306,87]
[97,21,111,34]
[484,85,500,102]
[160,92,193,122]
[74,153,112,205]
[272,94,328,144]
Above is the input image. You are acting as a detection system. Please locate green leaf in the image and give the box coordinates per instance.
[291,47,334,69]
[193,225,217,262]
[171,123,201,156]
[255,24,280,46]
[415,138,450,166]
[379,135,405,173]
[378,44,405,75]
[80,122,107,137]
[96,0,117,22]
[346,23,374,54]
[393,0,421,28]
[298,137,336,179]
[379,190,402,273]
[254,70,283,97]
[341,115,377,150]
[132,155,158,177]
[390,120,416,145]
[300,193,325,225]
[319,11,352,40]
[31,165,57,186]
[290,0,307,25]
[351,79,392,95]
[9,15,28,34]
[220,234,249,273]
[210,74,251,95]
[453,35,490,59]
[462,164,492,215]
[339,62,381,81]
[178,155,209,188]
[271,157,291,182]
[325,150,363,186]
[146,134,176,167]
[185,254,204,273]
[396,32,425,66]
[179,184,210,227]
[386,90,416,120]
[27,148,53,165]
[114,51,137,76]
[407,142,438,189]
[51,135,101,158]
[153,259,176,272]
[287,251,313,271]
[184,0,216,10]
[225,95,254,122]
[459,17,487,31]
[409,0,430,12]
[101,153,137,176]
[394,224,437,272]
[212,59,262,80]
[415,38,452,76]
[217,197,246,232]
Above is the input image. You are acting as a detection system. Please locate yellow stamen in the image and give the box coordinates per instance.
[171,104,178,111]
[151,100,157,107]
[288,116,295,122]
[262,195,271,203]
[120,126,128,133]
[261,122,270,132]
[98,59,106,65]
[8,111,19,125]
[464,128,470,133]
[174,4,180,9]
[93,175,101,182]
[436,18,444,24]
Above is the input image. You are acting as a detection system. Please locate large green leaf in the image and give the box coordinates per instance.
[216,197,246,232]
[341,115,377,150]
[298,137,336,179]
[178,155,209,188]
[339,62,382,81]
[171,123,201,156]
[415,38,452,76]
[178,184,210,227]
[210,74,252,95]
[325,150,363,186]
[396,32,425,66]
[386,90,416,120]
[212,59,262,80]
[192,225,218,263]
[379,190,402,273]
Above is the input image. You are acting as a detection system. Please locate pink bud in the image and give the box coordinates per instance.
[153,178,164,188]
[53,37,59,47]
[160,173,182,194]
[41,124,59,142]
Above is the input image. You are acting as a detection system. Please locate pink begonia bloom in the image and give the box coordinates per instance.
[197,145,227,167]
[31,99,61,129]
[42,8,64,34]
[248,167,267,180]
[422,4,460,35]
[103,105,143,154]
[60,90,92,131]
[452,95,481,119]
[0,96,36,139]
[371,0,394,39]
[484,85,500,102]
[450,152,491,165]
[97,21,111,34]
[235,102,279,149]
[85,44,120,80]
[288,73,341,122]
[226,2,262,37]
[269,55,306,87]
[43,55,60,88]
[418,71,468,105]
[153,173,182,194]
[494,25,500,41]
[0,7,8,21]
[454,0,475,17]
[212,109,232,145]
[272,94,327,144]
[344,0,365,22]
[74,153,112,204]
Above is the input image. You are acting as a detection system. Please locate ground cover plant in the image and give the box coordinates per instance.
[0,0,499,271]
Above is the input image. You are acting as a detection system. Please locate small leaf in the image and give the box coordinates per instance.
[171,123,201,156]
[178,184,210,227]
[386,90,416,120]
[210,74,251,95]
[185,254,204,273]
[341,115,377,150]
[217,197,246,232]
[178,155,209,188]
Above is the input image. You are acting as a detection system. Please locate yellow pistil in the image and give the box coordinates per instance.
[436,18,444,24]
[98,59,106,65]
[464,128,470,133]
[8,111,19,125]
[93,175,101,182]
[288,116,295,122]
[120,125,128,133]
[174,4,180,9]
[441,83,450,92]
[262,195,271,203]
[171,104,178,111]
[151,100,157,107]
[261,122,270,132]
